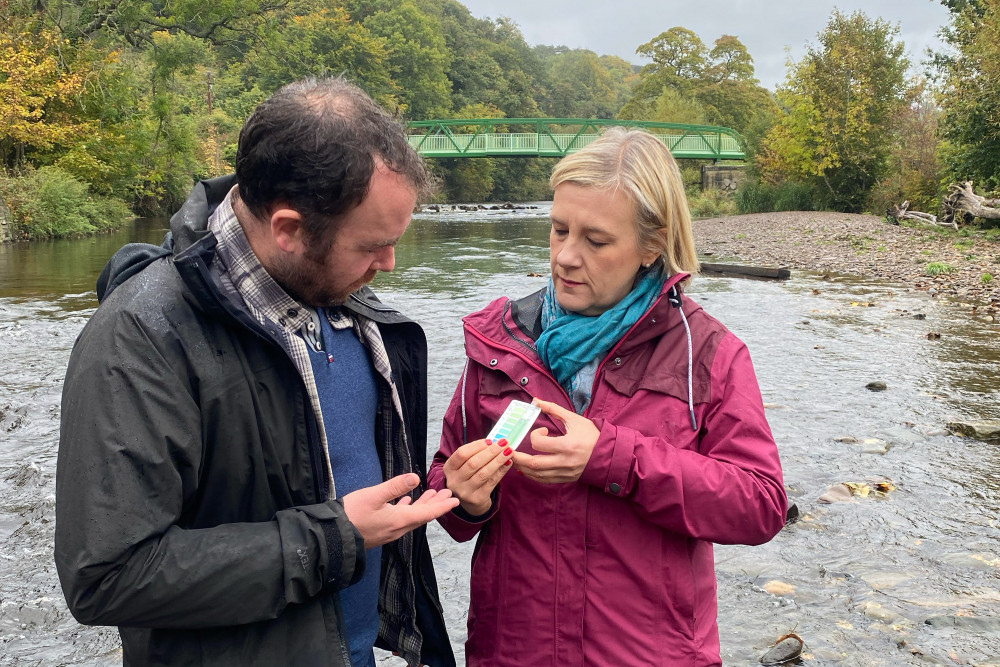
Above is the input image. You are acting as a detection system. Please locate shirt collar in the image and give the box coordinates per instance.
[208,188,315,332]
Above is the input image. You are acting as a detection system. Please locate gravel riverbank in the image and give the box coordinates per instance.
[693,211,1000,316]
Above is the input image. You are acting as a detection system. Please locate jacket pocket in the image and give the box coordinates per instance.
[661,535,697,641]
[478,366,525,398]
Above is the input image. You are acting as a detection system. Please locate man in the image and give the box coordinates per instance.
[54,77,458,667]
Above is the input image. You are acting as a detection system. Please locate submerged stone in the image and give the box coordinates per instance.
[924,615,1000,633]
[946,420,1000,441]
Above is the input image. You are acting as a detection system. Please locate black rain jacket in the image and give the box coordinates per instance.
[54,176,454,667]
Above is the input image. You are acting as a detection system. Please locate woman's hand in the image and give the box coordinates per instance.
[512,399,600,484]
[442,438,514,515]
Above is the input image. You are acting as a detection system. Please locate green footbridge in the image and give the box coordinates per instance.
[406,118,745,161]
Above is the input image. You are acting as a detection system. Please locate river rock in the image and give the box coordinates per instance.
[946,420,1000,441]
[939,552,1000,570]
[762,580,796,597]
[817,483,854,503]
[860,601,902,624]
[860,438,890,455]
[923,615,1000,633]
[859,571,912,590]
[758,633,803,665]
[784,503,800,525]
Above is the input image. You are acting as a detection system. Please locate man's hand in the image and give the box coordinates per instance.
[442,438,514,515]
[342,473,459,548]
[511,398,599,484]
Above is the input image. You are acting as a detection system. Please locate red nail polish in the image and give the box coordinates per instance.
[515,469,523,475]
[503,447,512,456]
[504,460,512,466]
[485,439,492,446]
[497,438,508,447]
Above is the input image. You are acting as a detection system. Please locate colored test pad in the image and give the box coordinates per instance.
[486,400,541,451]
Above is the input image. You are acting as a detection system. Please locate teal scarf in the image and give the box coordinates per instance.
[537,268,665,412]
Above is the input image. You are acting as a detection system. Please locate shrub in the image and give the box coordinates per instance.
[735,179,817,213]
[773,181,816,212]
[687,188,737,219]
[735,181,776,213]
[0,167,132,240]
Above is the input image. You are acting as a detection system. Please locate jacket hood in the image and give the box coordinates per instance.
[96,242,171,303]
[96,175,237,303]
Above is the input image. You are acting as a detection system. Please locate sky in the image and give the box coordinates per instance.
[456,0,954,91]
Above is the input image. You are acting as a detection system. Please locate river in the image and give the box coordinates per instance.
[1,208,998,666]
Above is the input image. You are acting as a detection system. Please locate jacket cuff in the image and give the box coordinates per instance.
[311,501,366,590]
[451,504,492,522]
[450,487,499,523]
[579,418,634,497]
[436,488,500,542]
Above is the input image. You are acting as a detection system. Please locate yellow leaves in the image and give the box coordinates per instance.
[818,479,896,503]
[843,481,896,498]
[0,28,88,151]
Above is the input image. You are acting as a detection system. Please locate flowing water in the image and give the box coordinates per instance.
[1,208,998,666]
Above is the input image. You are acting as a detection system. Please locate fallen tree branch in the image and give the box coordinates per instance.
[887,201,958,230]
[942,181,1000,223]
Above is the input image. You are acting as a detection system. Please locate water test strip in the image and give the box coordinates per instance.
[486,400,541,451]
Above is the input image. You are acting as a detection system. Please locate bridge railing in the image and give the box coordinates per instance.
[406,118,745,160]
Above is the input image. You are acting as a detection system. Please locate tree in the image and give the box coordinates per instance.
[536,47,632,118]
[619,27,706,118]
[636,27,707,83]
[650,87,708,125]
[237,6,397,109]
[869,83,943,214]
[619,29,773,135]
[706,35,755,83]
[0,27,89,169]
[695,79,777,135]
[435,3,542,117]
[354,0,452,119]
[758,10,909,212]
[937,0,1000,190]
[940,0,985,15]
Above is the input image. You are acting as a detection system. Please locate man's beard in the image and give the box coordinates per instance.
[267,247,375,308]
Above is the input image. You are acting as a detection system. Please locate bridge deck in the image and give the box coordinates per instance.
[406,119,745,160]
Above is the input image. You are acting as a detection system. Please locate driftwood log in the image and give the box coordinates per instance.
[886,201,958,230]
[942,181,1000,224]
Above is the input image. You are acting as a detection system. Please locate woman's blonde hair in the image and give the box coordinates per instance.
[549,127,699,278]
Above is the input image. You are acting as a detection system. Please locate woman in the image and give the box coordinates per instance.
[428,128,786,666]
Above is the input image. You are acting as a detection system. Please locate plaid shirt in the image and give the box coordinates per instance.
[207,189,423,664]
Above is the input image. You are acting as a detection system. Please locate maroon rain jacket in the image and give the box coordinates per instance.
[429,274,787,666]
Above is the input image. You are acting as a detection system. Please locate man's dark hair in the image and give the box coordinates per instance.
[235,77,430,242]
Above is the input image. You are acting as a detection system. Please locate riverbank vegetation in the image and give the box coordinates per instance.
[0,0,998,240]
